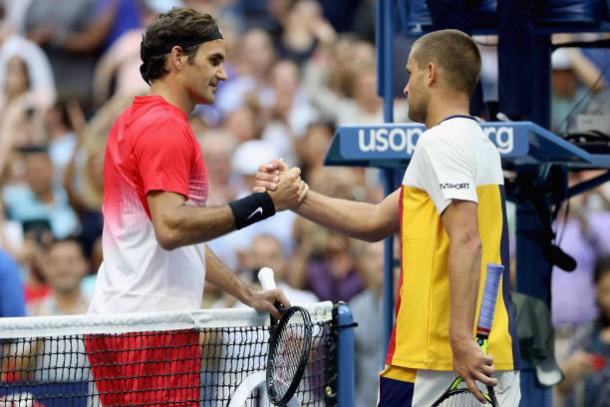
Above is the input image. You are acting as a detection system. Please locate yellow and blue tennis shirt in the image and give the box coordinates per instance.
[386,115,520,371]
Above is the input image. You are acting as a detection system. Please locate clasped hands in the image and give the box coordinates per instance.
[253,160,309,211]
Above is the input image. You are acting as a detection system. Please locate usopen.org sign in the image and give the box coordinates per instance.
[338,123,529,160]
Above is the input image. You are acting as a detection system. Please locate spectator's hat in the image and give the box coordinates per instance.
[551,48,572,71]
[232,140,281,176]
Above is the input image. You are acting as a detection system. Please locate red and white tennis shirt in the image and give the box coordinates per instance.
[89,96,209,314]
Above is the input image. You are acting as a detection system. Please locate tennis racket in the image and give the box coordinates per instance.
[431,263,504,407]
[258,267,313,406]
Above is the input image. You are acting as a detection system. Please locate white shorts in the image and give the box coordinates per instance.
[378,364,521,406]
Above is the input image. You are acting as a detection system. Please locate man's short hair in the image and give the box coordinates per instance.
[412,29,481,96]
[140,8,221,84]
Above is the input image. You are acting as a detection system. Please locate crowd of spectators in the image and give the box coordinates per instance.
[0,0,608,405]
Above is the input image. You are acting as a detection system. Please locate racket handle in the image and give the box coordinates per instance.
[258,267,277,290]
[477,263,504,334]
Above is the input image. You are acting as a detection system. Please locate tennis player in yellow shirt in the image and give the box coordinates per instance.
[256,29,521,406]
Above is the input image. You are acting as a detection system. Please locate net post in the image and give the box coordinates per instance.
[336,302,355,407]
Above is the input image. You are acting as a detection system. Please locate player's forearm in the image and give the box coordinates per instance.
[295,191,388,242]
[204,246,252,304]
[448,235,482,343]
[157,205,236,249]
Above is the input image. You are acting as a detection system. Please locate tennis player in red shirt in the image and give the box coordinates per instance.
[85,8,306,405]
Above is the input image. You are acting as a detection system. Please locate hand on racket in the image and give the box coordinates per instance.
[432,263,504,407]
[258,267,313,406]
[245,268,290,319]
[245,287,290,320]
[450,337,497,403]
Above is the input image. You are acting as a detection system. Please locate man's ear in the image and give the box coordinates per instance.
[426,62,437,86]
[169,45,186,71]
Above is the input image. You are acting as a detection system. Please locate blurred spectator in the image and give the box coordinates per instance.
[317,0,360,33]
[295,120,335,180]
[270,60,318,133]
[553,171,610,379]
[0,56,33,114]
[349,240,384,407]
[222,103,264,143]
[276,0,336,66]
[207,139,297,270]
[292,228,364,302]
[63,97,130,257]
[0,53,49,181]
[304,37,408,125]
[45,100,78,176]
[564,35,610,120]
[475,36,500,118]
[261,59,319,162]
[14,227,51,307]
[29,238,90,316]
[242,233,318,304]
[216,28,276,115]
[92,0,181,106]
[183,0,241,22]
[236,0,284,32]
[97,0,143,51]
[24,0,119,106]
[0,249,26,317]
[551,48,589,134]
[3,145,79,239]
[557,256,610,406]
[289,166,369,301]
[1,0,32,34]
[199,131,239,206]
[0,3,55,106]
[349,0,374,44]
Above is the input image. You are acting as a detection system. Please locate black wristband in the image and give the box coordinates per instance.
[228,192,276,229]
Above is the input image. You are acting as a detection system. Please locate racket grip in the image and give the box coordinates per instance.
[477,263,504,333]
[258,267,276,290]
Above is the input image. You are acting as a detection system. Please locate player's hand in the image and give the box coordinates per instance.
[267,167,306,210]
[244,288,291,319]
[564,351,597,379]
[451,337,497,403]
[253,159,289,192]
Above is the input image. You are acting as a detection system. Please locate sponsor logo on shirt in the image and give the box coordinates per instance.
[440,183,470,190]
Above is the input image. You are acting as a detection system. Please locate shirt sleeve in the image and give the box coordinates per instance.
[416,137,478,215]
[133,119,194,198]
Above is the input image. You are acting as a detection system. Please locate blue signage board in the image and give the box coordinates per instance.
[338,122,530,161]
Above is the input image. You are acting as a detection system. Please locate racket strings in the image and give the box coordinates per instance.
[268,310,310,401]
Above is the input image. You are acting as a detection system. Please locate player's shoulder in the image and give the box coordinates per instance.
[419,116,484,152]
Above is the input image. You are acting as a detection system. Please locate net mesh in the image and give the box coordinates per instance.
[0,302,336,406]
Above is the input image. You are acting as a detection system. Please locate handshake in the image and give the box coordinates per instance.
[253,159,309,211]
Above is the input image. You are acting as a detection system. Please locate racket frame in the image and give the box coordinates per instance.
[266,305,313,406]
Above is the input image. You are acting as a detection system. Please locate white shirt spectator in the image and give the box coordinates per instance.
[0,33,56,105]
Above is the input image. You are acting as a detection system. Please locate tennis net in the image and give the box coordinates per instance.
[0,301,350,406]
